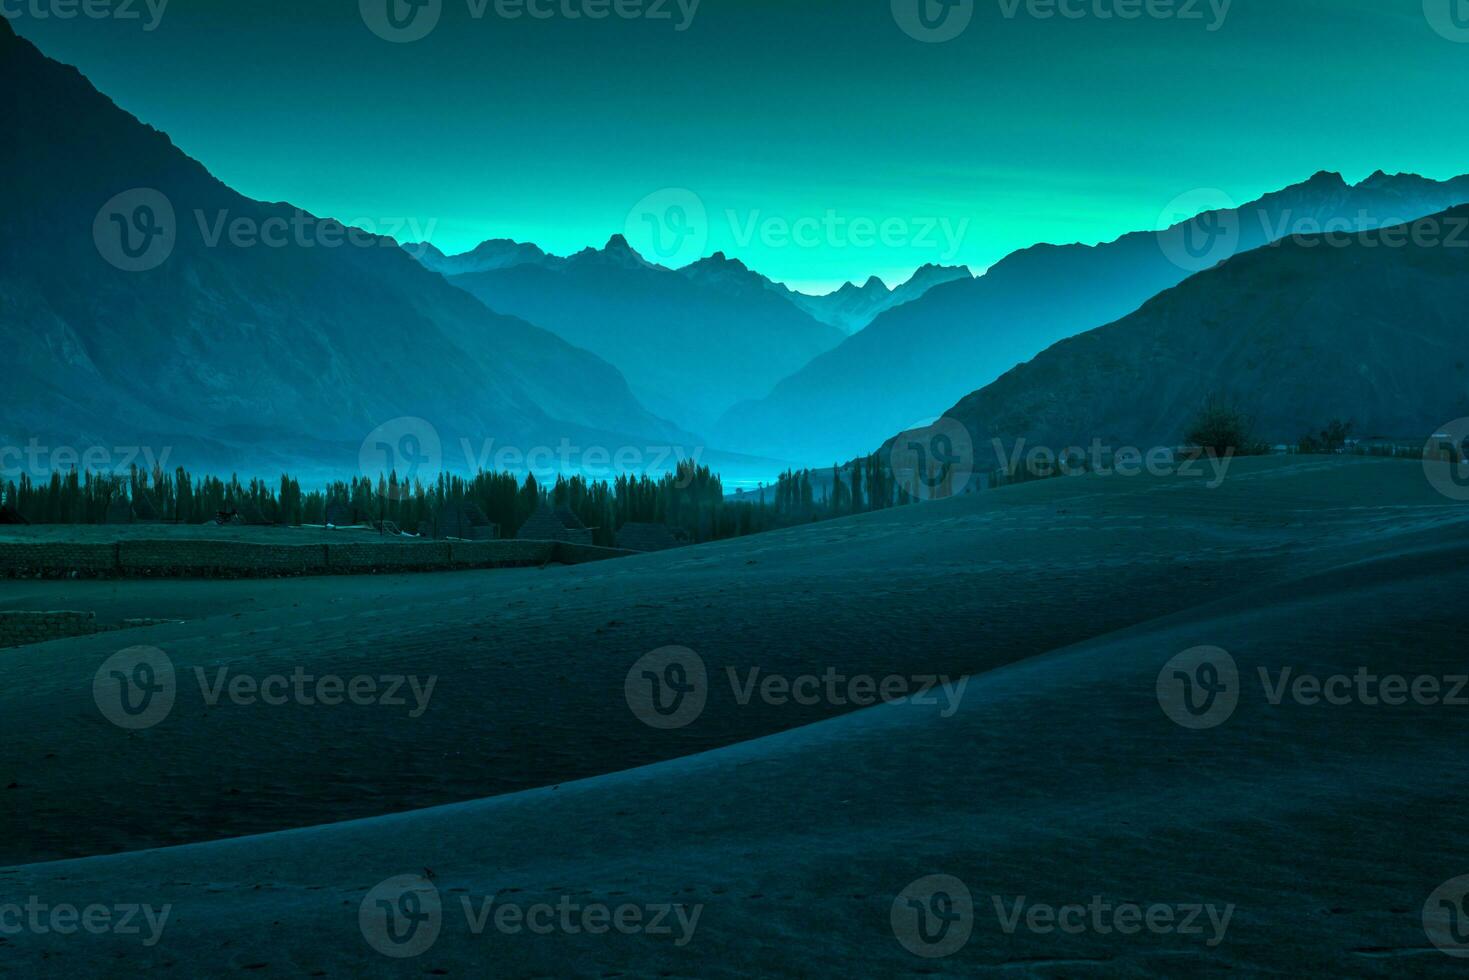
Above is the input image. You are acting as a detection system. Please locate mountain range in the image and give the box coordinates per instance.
[0,18,686,479]
[438,237,847,431]
[9,12,1469,486]
[917,206,1469,475]
[404,237,972,434]
[712,170,1469,464]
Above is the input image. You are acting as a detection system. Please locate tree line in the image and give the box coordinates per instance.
[0,452,934,546]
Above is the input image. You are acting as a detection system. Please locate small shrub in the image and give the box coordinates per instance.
[1186,396,1263,456]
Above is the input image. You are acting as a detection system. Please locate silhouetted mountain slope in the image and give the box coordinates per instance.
[0,21,684,476]
[717,171,1469,464]
[918,207,1469,474]
[447,237,846,431]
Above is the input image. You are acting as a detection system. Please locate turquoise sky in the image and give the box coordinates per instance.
[11,0,1469,291]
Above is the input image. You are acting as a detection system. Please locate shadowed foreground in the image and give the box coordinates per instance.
[1,456,1467,975]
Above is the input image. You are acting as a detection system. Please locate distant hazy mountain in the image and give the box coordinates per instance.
[413,238,970,339]
[0,19,685,478]
[908,206,1469,476]
[676,255,971,334]
[446,238,846,431]
[786,264,973,334]
[402,238,556,278]
[715,170,1469,465]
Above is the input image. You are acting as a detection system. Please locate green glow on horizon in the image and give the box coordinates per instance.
[11,0,1469,291]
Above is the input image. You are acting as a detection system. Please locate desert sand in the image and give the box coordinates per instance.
[1,455,1467,975]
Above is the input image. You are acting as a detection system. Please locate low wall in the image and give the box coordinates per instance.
[0,610,98,648]
[119,540,332,577]
[0,536,630,579]
[0,543,120,578]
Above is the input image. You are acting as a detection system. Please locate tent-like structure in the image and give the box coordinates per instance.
[436,500,498,540]
[515,503,594,545]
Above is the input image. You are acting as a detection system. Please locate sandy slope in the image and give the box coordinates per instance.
[1,457,1467,974]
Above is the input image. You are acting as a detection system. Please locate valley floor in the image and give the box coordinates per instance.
[1,456,1466,975]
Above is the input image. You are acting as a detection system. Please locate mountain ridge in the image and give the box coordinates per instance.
[0,24,687,478]
[714,169,1469,465]
[902,204,1469,476]
[444,237,847,432]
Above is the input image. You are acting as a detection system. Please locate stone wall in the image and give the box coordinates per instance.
[0,537,622,579]
[0,610,98,648]
[118,541,332,577]
[0,543,120,578]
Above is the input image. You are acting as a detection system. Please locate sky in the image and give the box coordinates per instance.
[9,0,1469,292]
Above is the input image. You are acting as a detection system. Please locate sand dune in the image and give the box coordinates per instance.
[2,457,1467,974]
